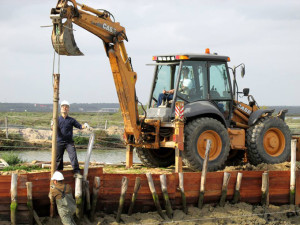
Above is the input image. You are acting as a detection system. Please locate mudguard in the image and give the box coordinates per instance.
[248,109,275,126]
[173,101,227,127]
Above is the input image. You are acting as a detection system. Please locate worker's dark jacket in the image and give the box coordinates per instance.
[57,115,82,143]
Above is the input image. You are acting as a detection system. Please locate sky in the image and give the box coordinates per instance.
[0,0,299,106]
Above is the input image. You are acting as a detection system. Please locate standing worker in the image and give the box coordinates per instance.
[52,100,89,177]
[50,171,76,225]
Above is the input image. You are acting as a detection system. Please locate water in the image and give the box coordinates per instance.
[1,149,141,164]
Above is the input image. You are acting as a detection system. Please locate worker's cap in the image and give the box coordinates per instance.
[61,100,70,107]
[51,171,64,181]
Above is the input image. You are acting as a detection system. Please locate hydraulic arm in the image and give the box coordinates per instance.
[50,0,142,143]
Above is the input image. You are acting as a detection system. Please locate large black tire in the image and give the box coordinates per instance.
[246,117,291,165]
[135,147,175,168]
[182,117,230,171]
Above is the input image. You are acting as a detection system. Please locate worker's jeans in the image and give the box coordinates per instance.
[157,93,173,107]
[56,142,80,174]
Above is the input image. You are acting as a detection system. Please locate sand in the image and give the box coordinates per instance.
[39,203,299,225]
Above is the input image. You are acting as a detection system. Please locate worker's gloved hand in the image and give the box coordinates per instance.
[51,120,54,126]
[84,123,90,129]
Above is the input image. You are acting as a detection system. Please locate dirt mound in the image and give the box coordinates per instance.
[106,126,123,137]
[40,203,299,225]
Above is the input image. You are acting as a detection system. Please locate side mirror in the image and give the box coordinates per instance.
[243,88,249,96]
[241,65,245,78]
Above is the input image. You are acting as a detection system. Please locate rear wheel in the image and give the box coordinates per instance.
[135,147,175,168]
[246,117,291,165]
[183,117,230,171]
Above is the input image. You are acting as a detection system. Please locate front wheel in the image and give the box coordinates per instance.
[246,117,291,165]
[183,117,230,171]
[135,147,175,168]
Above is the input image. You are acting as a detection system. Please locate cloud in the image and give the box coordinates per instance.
[0,0,299,106]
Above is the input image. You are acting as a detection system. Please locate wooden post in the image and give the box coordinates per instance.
[33,210,43,225]
[178,172,187,214]
[261,172,269,219]
[174,102,184,173]
[290,139,297,205]
[126,145,133,168]
[105,120,108,130]
[175,147,182,173]
[232,172,243,204]
[50,73,60,217]
[219,172,231,207]
[116,177,128,222]
[198,139,211,209]
[160,174,173,219]
[90,177,100,222]
[26,182,33,225]
[261,172,269,206]
[128,177,141,216]
[146,173,165,219]
[84,180,91,211]
[5,116,8,139]
[75,176,83,219]
[83,133,95,181]
[10,173,18,225]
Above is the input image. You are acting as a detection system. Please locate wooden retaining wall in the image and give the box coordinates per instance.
[0,168,299,223]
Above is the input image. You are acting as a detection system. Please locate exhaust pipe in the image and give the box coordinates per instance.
[51,14,83,56]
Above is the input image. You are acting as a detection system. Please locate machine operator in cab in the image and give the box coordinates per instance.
[157,67,192,107]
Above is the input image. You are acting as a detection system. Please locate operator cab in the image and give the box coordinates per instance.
[147,50,233,124]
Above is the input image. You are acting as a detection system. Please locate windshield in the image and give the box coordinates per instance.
[150,64,179,108]
[175,61,208,103]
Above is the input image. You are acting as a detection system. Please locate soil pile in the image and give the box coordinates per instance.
[40,203,299,225]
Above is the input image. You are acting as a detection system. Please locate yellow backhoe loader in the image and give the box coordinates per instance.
[50,0,298,171]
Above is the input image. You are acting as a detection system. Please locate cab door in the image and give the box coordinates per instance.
[208,62,233,122]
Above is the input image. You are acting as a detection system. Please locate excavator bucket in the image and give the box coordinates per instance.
[51,19,83,56]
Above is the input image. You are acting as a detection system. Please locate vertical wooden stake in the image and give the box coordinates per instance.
[198,139,211,209]
[290,139,297,205]
[178,172,187,214]
[83,133,95,181]
[116,177,128,222]
[26,182,33,225]
[160,174,173,219]
[261,171,269,219]
[146,173,165,219]
[105,120,108,130]
[85,180,91,211]
[219,172,231,207]
[232,172,243,204]
[90,177,101,222]
[126,145,133,168]
[128,177,141,216]
[50,73,60,217]
[75,176,83,219]
[5,116,8,139]
[261,172,269,206]
[175,147,182,173]
[10,173,18,225]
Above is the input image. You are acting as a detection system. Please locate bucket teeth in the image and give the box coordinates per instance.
[51,20,84,56]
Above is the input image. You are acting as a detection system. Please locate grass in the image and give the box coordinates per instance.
[2,165,42,172]
[1,152,23,165]
[0,111,124,129]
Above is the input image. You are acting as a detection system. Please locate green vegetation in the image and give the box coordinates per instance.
[0,111,123,129]
[1,152,23,165]
[2,165,43,172]
[74,129,124,148]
